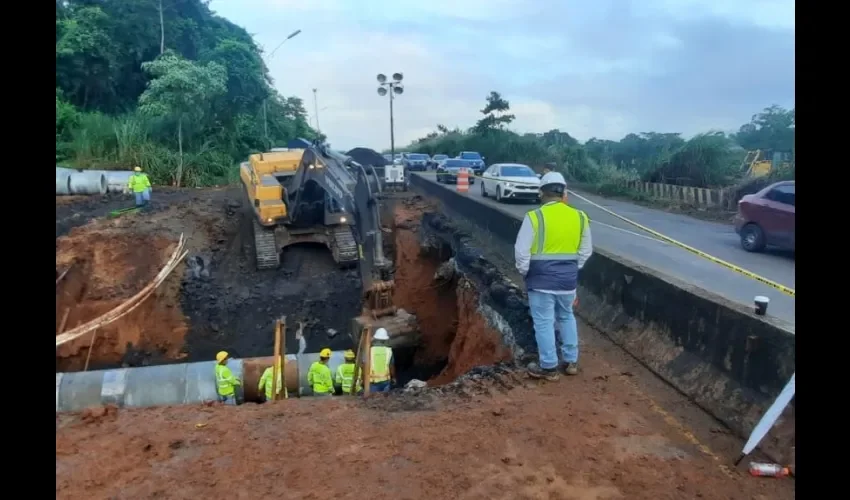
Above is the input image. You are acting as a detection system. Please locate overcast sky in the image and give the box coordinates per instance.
[213,0,795,151]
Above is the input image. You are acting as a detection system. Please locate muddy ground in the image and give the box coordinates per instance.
[55,188,794,499]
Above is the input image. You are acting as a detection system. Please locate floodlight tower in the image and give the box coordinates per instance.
[377,73,404,161]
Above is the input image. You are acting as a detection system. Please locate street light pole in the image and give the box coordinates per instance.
[312,88,321,134]
[263,29,302,150]
[376,73,404,160]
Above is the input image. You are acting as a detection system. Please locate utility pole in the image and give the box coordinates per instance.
[262,29,302,150]
[312,88,321,134]
[376,73,404,160]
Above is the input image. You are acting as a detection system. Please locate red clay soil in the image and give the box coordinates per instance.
[55,226,188,370]
[392,201,510,384]
[55,339,795,500]
[430,282,511,385]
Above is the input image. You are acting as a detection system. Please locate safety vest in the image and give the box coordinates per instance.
[335,362,361,394]
[525,202,587,292]
[370,346,393,383]
[258,365,283,400]
[128,173,151,193]
[215,364,239,397]
[307,361,334,394]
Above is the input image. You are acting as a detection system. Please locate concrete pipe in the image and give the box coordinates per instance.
[56,170,73,195]
[56,351,350,412]
[56,166,78,176]
[88,170,133,194]
[68,171,107,195]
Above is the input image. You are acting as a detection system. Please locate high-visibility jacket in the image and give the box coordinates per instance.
[307,361,334,394]
[370,346,393,383]
[525,202,587,292]
[128,173,151,193]
[215,364,241,397]
[258,364,283,400]
[335,362,361,394]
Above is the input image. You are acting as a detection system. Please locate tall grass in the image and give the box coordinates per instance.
[58,111,238,187]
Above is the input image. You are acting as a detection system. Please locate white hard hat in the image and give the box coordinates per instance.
[373,328,389,341]
[540,172,567,187]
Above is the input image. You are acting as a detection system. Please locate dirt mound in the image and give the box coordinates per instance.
[56,226,188,371]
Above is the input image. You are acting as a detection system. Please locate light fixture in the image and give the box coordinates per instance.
[377,87,388,96]
[392,72,403,82]
[377,74,387,84]
[393,85,404,95]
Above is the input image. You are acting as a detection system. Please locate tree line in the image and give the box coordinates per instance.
[401,92,795,190]
[56,0,321,187]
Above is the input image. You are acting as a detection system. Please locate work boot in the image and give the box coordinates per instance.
[527,362,559,381]
[561,362,579,376]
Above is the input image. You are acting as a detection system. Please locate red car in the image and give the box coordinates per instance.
[733,180,795,252]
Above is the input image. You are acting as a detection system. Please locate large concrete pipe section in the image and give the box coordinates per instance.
[69,171,108,195]
[87,170,133,194]
[56,351,350,412]
[56,170,73,195]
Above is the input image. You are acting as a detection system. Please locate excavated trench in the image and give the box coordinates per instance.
[55,191,521,398]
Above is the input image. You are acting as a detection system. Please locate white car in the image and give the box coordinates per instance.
[480,163,541,203]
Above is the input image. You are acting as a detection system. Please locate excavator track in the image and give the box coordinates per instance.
[330,225,358,268]
[252,219,281,270]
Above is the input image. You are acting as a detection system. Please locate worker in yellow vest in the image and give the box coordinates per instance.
[307,348,334,396]
[258,360,284,402]
[128,167,152,207]
[214,351,241,405]
[369,328,395,393]
[334,349,361,395]
[514,172,593,381]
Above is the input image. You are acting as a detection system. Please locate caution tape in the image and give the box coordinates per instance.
[566,190,796,298]
[411,172,796,297]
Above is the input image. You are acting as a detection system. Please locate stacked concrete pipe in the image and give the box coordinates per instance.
[68,171,107,195]
[56,351,350,412]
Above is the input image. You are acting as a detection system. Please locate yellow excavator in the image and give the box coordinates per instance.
[742,149,793,178]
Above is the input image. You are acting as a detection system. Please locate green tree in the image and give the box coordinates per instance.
[138,51,227,186]
[734,105,795,153]
[474,91,515,132]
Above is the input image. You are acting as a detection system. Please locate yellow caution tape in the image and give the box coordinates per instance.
[565,190,795,298]
[411,173,796,297]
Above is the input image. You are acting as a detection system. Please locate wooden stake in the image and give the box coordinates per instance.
[280,316,288,399]
[84,329,98,372]
[272,318,282,401]
[56,265,73,286]
[350,326,368,397]
[58,308,71,335]
[363,326,372,395]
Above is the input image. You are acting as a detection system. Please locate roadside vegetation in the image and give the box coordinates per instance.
[400,92,795,203]
[56,0,321,187]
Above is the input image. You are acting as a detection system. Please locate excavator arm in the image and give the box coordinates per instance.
[286,143,391,294]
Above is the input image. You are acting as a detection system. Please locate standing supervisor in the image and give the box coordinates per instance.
[514,172,593,380]
[128,167,152,208]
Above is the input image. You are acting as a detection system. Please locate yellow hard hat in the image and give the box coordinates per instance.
[344,349,356,360]
[319,348,332,358]
[134,166,142,172]
[215,351,229,363]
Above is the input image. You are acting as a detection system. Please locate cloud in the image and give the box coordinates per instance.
[212,0,794,150]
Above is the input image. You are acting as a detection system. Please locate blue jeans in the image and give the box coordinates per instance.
[134,189,151,207]
[527,290,578,369]
[219,394,237,405]
[370,380,390,393]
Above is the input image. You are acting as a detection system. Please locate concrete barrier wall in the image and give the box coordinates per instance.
[410,173,795,454]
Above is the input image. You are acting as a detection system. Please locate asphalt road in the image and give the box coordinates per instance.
[414,173,796,326]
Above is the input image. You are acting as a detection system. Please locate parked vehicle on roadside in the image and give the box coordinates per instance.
[402,153,430,171]
[733,180,795,252]
[456,151,486,175]
[430,154,448,169]
[480,163,540,203]
[436,159,477,184]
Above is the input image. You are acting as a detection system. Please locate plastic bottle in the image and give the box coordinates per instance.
[748,462,791,478]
